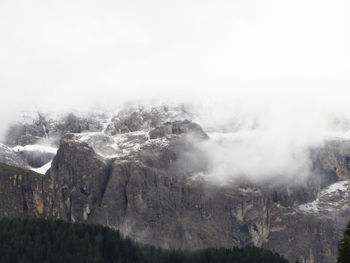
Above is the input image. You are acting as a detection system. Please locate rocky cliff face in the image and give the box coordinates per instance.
[55,138,349,263]
[1,106,350,263]
[0,163,44,218]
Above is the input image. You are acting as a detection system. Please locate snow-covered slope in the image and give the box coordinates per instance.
[32,161,53,174]
[299,181,350,214]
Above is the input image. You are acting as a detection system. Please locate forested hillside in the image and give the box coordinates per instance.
[0,218,288,263]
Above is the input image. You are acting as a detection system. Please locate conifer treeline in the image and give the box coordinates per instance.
[0,218,288,263]
[338,221,350,263]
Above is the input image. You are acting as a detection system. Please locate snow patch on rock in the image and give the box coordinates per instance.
[31,161,52,174]
[71,130,171,159]
[299,181,350,213]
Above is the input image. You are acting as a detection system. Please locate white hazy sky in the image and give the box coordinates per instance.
[1,0,350,182]
[1,0,350,133]
[1,0,350,109]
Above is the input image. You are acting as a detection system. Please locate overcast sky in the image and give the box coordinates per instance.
[1,0,350,121]
[2,0,350,182]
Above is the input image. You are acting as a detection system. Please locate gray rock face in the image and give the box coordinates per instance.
[4,112,104,147]
[311,140,350,181]
[0,163,44,218]
[56,113,103,135]
[5,123,46,146]
[0,144,28,168]
[3,106,191,146]
[105,106,193,135]
[149,120,209,140]
[106,112,146,134]
[3,107,350,263]
[32,131,349,263]
[43,136,111,221]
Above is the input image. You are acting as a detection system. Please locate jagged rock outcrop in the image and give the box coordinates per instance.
[4,112,105,146]
[104,105,193,135]
[4,106,192,146]
[43,136,111,221]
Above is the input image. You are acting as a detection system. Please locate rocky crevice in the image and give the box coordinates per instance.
[121,165,133,221]
[98,160,114,207]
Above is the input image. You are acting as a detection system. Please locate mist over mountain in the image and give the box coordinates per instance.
[2,101,350,185]
[1,105,350,263]
[2,0,350,262]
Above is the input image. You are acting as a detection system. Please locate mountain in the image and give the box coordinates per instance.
[1,105,350,263]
